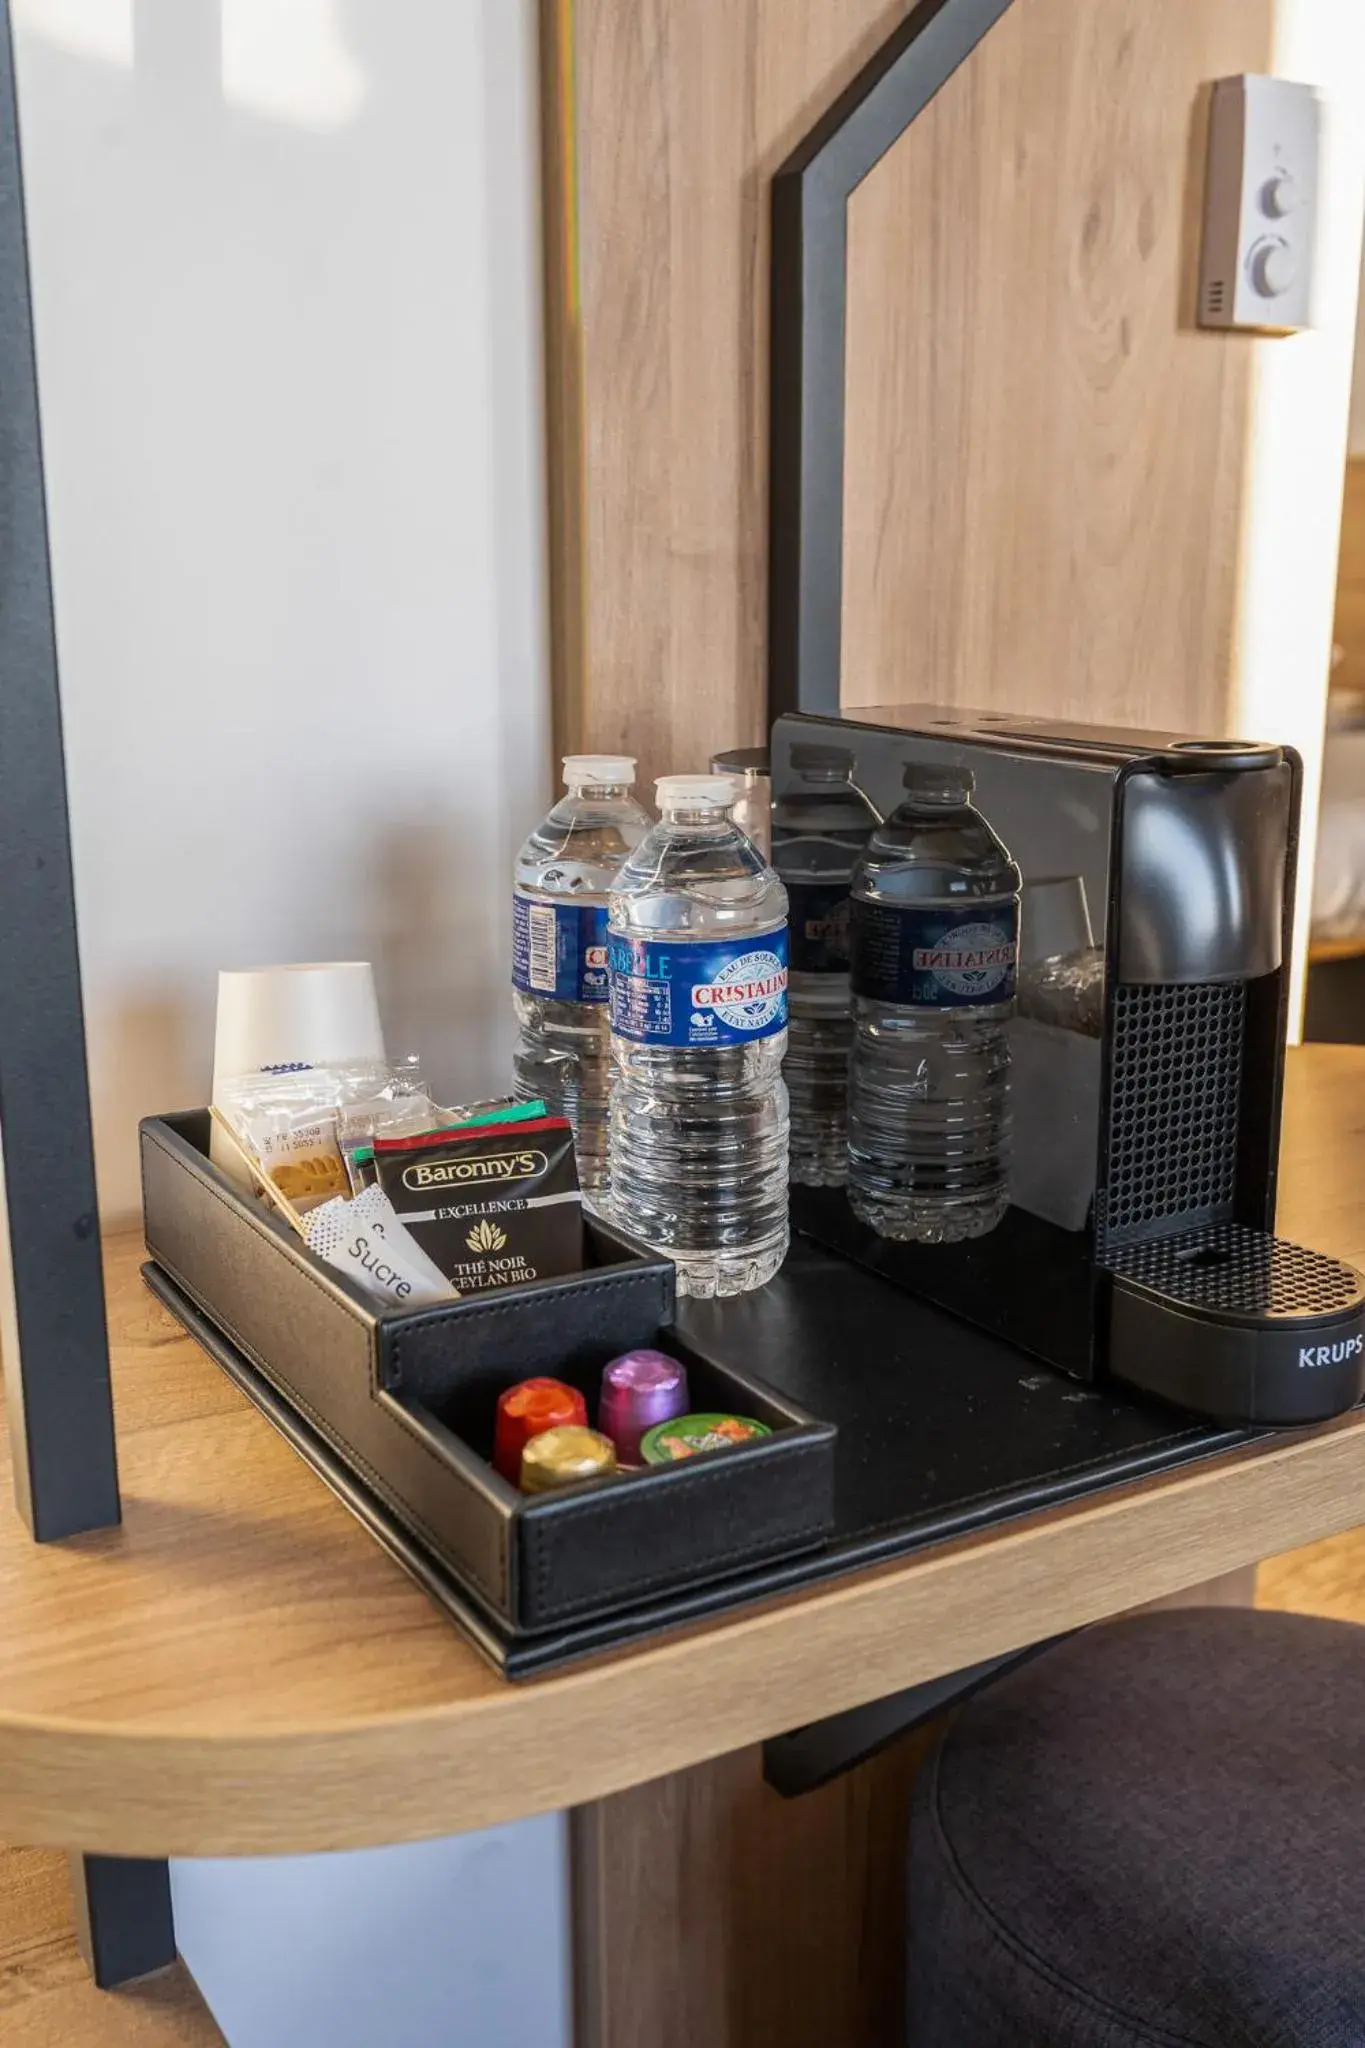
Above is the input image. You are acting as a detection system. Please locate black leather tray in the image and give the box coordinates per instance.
[140,1113,836,1636]
[141,1110,1258,1679]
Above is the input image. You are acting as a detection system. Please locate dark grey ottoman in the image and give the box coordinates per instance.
[908,1609,1365,2047]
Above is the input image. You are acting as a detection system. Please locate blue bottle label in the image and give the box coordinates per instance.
[609,927,789,1047]
[512,892,610,1003]
[850,901,1018,1007]
[786,880,853,974]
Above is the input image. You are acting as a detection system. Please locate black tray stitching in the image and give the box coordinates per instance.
[143,1134,511,1588]
[144,1126,1239,1649]
[526,1519,833,1621]
[525,1445,831,1618]
[143,1128,379,1337]
[846,1432,1206,1547]
[401,1269,665,1325]
[146,1129,838,1623]
[387,1270,668,1390]
[144,1131,695,1613]
[148,1242,506,1604]
[144,1126,665,1399]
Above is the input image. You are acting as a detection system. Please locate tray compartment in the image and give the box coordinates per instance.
[141,1112,836,1634]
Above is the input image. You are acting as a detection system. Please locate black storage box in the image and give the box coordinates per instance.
[140,1112,837,1636]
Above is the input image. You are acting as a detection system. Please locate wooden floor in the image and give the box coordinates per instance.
[0,1526,1357,2046]
[0,1849,220,2047]
[1258,1520,1365,1625]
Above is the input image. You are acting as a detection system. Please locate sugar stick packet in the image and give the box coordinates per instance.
[303,1184,456,1308]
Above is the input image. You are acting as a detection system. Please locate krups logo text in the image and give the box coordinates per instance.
[1298,1332,1363,1370]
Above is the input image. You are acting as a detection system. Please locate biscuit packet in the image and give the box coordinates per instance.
[336,1060,461,1194]
[216,1059,407,1213]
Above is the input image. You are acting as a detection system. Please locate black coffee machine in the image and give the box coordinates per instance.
[774,706,1365,1428]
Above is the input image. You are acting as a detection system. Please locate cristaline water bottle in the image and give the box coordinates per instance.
[607,774,789,1297]
[847,761,1021,1242]
[771,743,880,1184]
[512,756,650,1202]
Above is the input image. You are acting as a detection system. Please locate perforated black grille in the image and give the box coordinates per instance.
[1100,982,1245,1247]
[1108,1224,1362,1321]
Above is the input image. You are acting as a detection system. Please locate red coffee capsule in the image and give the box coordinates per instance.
[494,1377,587,1483]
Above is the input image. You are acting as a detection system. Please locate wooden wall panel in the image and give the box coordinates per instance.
[552,0,916,792]
[573,1735,932,2048]
[549,0,1278,792]
[1330,457,1365,703]
[842,0,1274,723]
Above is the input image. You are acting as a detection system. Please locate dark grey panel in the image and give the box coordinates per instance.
[0,0,119,1537]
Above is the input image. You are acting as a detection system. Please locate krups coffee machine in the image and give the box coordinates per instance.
[774,706,1365,1427]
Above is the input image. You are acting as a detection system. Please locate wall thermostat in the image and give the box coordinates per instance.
[1199,74,1321,333]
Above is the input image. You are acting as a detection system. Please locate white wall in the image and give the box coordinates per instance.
[14,7,568,2046]
[15,0,551,1223]
[169,1818,572,2048]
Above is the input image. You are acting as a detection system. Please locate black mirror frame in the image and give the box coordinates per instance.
[0,0,120,1539]
[767,0,1016,722]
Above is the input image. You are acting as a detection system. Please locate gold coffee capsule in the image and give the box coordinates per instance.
[519,1425,619,1494]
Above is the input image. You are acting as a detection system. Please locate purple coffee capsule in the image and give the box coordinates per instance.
[599,1349,690,1466]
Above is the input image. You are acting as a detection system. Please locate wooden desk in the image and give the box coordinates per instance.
[0,1044,1362,1864]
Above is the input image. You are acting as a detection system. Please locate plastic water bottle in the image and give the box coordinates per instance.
[608,774,789,1297]
[772,744,880,1185]
[513,756,650,1202]
[847,762,1021,1242]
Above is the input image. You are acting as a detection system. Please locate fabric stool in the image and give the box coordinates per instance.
[908,1608,1365,2046]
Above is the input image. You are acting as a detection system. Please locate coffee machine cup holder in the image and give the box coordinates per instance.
[1105,1224,1365,1427]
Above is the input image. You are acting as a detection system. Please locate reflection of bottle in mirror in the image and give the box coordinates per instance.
[513,757,651,1203]
[847,762,1021,1242]
[710,748,772,859]
[771,745,879,1184]
[1016,876,1104,1036]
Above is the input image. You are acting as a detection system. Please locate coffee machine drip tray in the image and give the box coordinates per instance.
[1106,1224,1365,1426]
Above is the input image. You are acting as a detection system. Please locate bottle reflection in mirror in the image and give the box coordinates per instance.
[710,747,773,858]
[847,761,1021,1243]
[771,745,880,1184]
[1016,876,1104,1037]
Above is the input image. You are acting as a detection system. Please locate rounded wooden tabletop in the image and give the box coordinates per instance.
[2,1045,1364,1857]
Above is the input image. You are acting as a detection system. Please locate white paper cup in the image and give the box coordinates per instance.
[210,962,387,1184]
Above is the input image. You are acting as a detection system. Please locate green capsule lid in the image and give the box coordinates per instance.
[639,1412,772,1465]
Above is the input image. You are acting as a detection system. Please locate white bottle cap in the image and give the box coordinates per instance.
[655,774,737,809]
[563,754,636,786]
